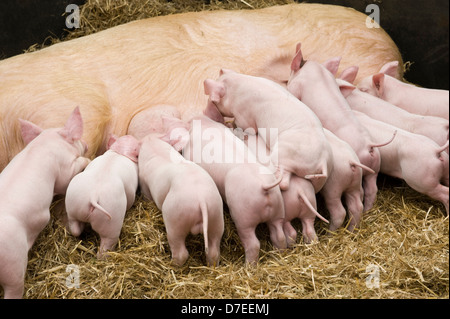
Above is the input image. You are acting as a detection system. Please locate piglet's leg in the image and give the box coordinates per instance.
[1,237,28,299]
[2,281,24,299]
[362,173,378,211]
[67,218,85,237]
[97,236,119,259]
[167,236,189,267]
[300,218,318,244]
[424,184,449,215]
[236,226,260,266]
[283,221,298,248]
[324,196,347,231]
[267,219,287,250]
[344,191,364,232]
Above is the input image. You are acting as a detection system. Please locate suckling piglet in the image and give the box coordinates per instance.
[287,43,395,211]
[165,115,286,265]
[138,132,224,267]
[336,75,448,152]
[65,134,141,259]
[203,68,332,193]
[0,107,90,299]
[241,133,328,246]
[356,61,449,120]
[353,111,449,214]
[321,129,375,231]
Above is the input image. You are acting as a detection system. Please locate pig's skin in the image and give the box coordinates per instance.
[170,115,286,265]
[321,129,374,232]
[204,69,332,193]
[287,45,391,211]
[65,135,140,259]
[138,133,224,266]
[0,3,403,171]
[337,78,449,151]
[356,62,449,120]
[353,111,449,215]
[0,107,89,299]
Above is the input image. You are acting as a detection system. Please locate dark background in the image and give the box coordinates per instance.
[0,0,448,89]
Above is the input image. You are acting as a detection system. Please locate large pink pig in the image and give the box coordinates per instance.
[0,4,403,172]
[356,61,449,120]
[138,132,224,267]
[353,111,449,214]
[0,107,90,299]
[337,77,449,152]
[64,134,141,259]
[241,132,328,246]
[287,43,395,211]
[203,68,332,193]
[321,129,375,231]
[165,115,286,265]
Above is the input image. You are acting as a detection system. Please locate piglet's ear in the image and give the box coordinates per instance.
[372,73,385,97]
[19,119,43,145]
[107,134,118,150]
[59,106,84,144]
[338,65,359,84]
[161,116,189,133]
[204,79,225,104]
[322,57,342,77]
[219,68,234,76]
[337,81,356,98]
[160,127,190,152]
[291,43,304,72]
[379,61,399,78]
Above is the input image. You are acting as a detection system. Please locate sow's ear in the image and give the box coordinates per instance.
[19,119,44,145]
[58,106,84,144]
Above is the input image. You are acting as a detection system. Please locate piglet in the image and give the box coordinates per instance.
[65,134,140,259]
[203,68,332,193]
[356,61,449,120]
[287,43,395,211]
[337,76,449,151]
[0,107,90,299]
[321,129,375,231]
[353,111,449,214]
[138,132,224,267]
[241,132,328,246]
[165,115,286,265]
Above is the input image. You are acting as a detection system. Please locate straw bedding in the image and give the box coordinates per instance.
[7,0,449,299]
